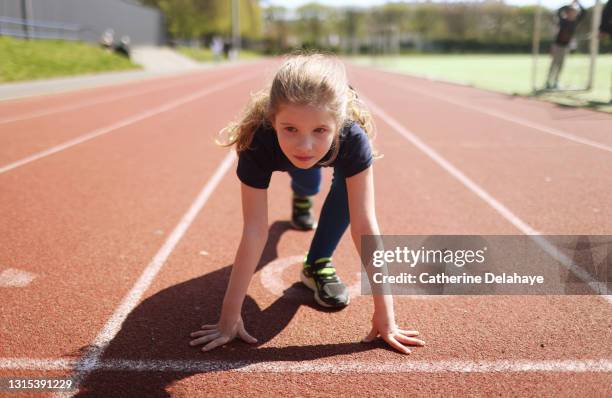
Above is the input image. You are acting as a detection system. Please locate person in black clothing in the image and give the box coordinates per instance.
[545,0,585,89]
[600,0,612,38]
[113,36,131,59]
[599,0,612,102]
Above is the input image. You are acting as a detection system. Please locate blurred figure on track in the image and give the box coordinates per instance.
[189,53,426,355]
[545,0,585,90]
[599,0,612,102]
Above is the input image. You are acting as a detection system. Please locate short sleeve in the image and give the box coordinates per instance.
[336,123,373,178]
[236,133,274,189]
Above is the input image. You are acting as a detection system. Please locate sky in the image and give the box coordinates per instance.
[264,0,601,11]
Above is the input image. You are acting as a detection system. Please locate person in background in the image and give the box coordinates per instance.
[211,36,224,62]
[114,36,131,59]
[599,0,612,102]
[545,0,585,90]
[99,29,114,52]
[222,40,231,59]
[600,0,612,38]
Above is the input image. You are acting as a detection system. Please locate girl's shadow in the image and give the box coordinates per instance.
[73,221,378,397]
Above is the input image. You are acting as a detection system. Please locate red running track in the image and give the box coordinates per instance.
[0,59,610,397]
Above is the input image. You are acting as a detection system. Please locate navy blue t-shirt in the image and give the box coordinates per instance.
[237,121,373,189]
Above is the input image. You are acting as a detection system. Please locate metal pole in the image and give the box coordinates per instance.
[232,0,241,59]
[587,0,603,90]
[26,0,33,39]
[531,0,542,91]
[20,0,30,39]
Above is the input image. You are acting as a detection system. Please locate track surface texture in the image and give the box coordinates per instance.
[0,59,610,397]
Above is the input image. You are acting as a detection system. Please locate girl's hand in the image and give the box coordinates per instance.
[362,310,426,354]
[189,316,258,352]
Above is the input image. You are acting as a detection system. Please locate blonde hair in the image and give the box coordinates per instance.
[216,52,379,165]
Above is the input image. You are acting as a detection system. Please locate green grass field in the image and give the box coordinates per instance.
[0,37,140,83]
[350,54,612,112]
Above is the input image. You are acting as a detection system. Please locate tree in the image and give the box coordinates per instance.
[140,0,261,41]
[295,2,335,49]
[263,5,290,52]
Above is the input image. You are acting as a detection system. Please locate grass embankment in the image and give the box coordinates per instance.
[0,36,140,83]
[351,54,612,112]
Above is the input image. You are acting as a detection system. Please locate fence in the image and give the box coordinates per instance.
[0,16,82,40]
[0,0,165,45]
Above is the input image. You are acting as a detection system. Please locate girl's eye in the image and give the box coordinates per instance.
[314,128,327,134]
[284,127,297,133]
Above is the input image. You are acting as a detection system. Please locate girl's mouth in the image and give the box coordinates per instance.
[294,155,314,162]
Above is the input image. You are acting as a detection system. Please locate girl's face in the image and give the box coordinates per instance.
[273,103,337,169]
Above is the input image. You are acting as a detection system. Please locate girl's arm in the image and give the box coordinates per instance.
[346,166,426,354]
[189,182,268,352]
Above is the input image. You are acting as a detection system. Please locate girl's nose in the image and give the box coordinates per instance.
[297,136,313,151]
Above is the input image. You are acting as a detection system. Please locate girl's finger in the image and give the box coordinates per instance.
[398,329,420,337]
[238,324,258,344]
[190,329,218,338]
[202,335,231,352]
[384,335,411,355]
[395,333,426,346]
[362,327,378,343]
[190,332,220,346]
[200,324,217,329]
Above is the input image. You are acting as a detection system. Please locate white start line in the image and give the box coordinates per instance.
[0,357,611,373]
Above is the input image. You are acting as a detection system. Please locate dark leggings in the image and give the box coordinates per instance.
[288,167,350,266]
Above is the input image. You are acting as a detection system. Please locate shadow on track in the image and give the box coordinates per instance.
[73,220,378,397]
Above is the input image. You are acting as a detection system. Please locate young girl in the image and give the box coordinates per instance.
[189,53,425,354]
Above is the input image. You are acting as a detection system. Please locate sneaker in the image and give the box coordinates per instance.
[291,194,317,230]
[300,257,350,308]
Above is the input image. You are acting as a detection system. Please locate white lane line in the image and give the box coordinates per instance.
[0,268,36,287]
[363,96,611,303]
[217,359,612,373]
[362,69,612,154]
[2,357,611,373]
[0,77,198,125]
[0,358,76,370]
[60,151,236,394]
[0,72,258,175]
